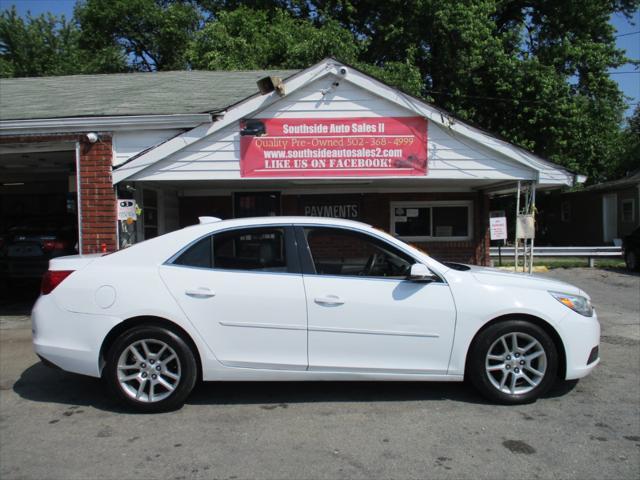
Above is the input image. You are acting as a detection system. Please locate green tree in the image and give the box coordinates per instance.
[74,0,202,71]
[189,6,424,95]
[618,106,640,176]
[189,6,360,70]
[199,0,637,183]
[0,6,124,77]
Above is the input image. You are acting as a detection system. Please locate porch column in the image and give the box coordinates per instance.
[79,135,117,253]
[475,191,491,265]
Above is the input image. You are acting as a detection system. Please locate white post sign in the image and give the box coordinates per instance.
[490,216,508,241]
[516,214,535,239]
[117,199,137,221]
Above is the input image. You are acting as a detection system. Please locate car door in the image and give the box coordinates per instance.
[298,226,456,374]
[159,225,308,370]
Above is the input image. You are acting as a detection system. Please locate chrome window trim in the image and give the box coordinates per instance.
[163,221,447,284]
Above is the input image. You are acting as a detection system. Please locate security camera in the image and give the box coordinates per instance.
[86,132,99,143]
[338,66,348,76]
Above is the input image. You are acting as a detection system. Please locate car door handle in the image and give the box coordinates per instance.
[185,287,216,298]
[314,295,344,306]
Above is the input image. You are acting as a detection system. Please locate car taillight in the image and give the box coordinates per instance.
[42,240,67,253]
[41,270,74,295]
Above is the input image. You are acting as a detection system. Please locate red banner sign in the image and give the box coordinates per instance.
[239,117,428,177]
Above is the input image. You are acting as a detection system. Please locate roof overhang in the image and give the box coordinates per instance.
[132,177,518,196]
[0,113,213,136]
[113,59,580,188]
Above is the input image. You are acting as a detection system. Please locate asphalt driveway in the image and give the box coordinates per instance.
[0,268,638,479]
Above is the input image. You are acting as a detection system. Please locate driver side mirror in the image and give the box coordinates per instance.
[408,263,438,283]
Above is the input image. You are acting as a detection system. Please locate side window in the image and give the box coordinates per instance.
[213,228,287,272]
[304,227,414,278]
[172,227,288,272]
[174,236,212,268]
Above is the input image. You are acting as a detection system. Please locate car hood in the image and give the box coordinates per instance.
[460,264,587,298]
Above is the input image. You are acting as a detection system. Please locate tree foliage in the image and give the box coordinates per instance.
[189,6,361,70]
[618,106,640,176]
[1,0,638,182]
[74,0,201,71]
[188,6,424,95]
[0,6,124,77]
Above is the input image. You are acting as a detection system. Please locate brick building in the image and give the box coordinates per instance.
[0,59,581,265]
[535,170,640,246]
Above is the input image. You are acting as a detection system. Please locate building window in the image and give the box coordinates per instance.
[390,201,473,241]
[142,189,158,239]
[561,201,571,222]
[622,199,635,222]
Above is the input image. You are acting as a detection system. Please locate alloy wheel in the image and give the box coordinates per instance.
[117,339,182,403]
[485,332,547,395]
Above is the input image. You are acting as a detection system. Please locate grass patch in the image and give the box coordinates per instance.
[492,257,625,269]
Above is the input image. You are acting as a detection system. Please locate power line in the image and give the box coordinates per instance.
[425,90,639,106]
[615,30,640,38]
[608,71,640,75]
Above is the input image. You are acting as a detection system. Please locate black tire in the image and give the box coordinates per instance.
[467,320,558,404]
[104,325,198,412]
[625,250,639,271]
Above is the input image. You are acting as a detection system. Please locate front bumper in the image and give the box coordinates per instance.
[32,294,121,378]
[557,309,601,380]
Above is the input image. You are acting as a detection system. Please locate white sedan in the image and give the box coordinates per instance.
[32,216,600,412]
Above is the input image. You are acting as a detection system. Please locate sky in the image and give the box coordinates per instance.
[2,0,639,117]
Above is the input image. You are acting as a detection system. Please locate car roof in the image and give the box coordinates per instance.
[192,216,372,230]
[102,216,378,266]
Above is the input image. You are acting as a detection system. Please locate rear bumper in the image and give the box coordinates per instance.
[31,294,121,378]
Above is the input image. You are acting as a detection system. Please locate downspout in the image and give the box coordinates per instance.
[75,141,83,254]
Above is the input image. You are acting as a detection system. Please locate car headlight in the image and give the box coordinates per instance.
[549,291,593,317]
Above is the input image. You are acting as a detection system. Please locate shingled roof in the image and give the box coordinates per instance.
[582,170,640,191]
[0,69,299,121]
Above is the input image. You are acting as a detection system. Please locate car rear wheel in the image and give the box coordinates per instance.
[625,250,639,271]
[104,325,197,412]
[468,320,558,404]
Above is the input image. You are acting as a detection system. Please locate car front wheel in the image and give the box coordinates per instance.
[468,320,558,404]
[625,250,639,271]
[104,325,198,412]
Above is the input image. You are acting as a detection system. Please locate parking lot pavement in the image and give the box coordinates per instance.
[0,268,638,480]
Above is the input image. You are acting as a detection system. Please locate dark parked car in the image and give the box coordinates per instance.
[622,226,640,271]
[0,216,77,283]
